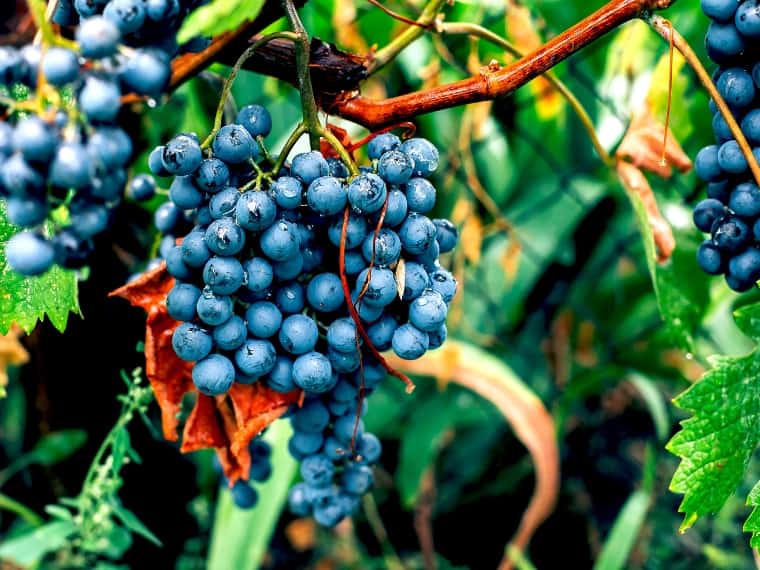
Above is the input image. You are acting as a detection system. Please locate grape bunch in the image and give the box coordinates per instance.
[153,106,458,526]
[693,0,760,291]
[0,0,206,276]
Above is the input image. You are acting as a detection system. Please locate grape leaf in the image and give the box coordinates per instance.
[628,193,708,351]
[0,204,80,335]
[667,302,760,535]
[177,0,265,44]
[743,481,760,548]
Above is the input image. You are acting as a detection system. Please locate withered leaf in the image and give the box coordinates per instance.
[111,265,301,484]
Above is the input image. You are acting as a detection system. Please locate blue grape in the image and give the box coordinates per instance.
[79,76,121,123]
[377,150,413,184]
[361,229,401,266]
[427,324,447,349]
[357,433,382,464]
[405,177,437,213]
[433,219,458,253]
[172,322,213,362]
[328,212,368,249]
[266,356,296,393]
[741,109,760,144]
[307,176,347,216]
[155,202,181,233]
[355,267,397,307]
[401,138,439,177]
[235,190,277,231]
[291,399,330,433]
[290,431,325,456]
[334,414,364,444]
[706,21,745,61]
[409,290,447,331]
[341,465,373,495]
[713,215,751,253]
[1,154,44,195]
[347,173,387,214]
[729,183,760,217]
[712,112,733,143]
[121,49,171,97]
[193,354,235,396]
[243,256,273,294]
[292,352,335,393]
[50,143,93,190]
[429,268,457,302]
[209,187,240,219]
[196,291,234,326]
[87,127,132,169]
[273,252,304,280]
[166,246,192,280]
[729,246,760,285]
[76,17,121,59]
[307,272,344,312]
[399,213,437,255]
[327,318,359,353]
[145,0,180,20]
[702,0,740,21]
[203,256,245,295]
[213,315,247,351]
[300,454,334,488]
[236,104,272,137]
[246,301,284,339]
[205,217,246,256]
[717,67,756,108]
[181,230,211,268]
[194,159,230,193]
[41,48,79,86]
[5,232,54,276]
[288,483,312,516]
[384,188,408,227]
[260,219,300,261]
[279,314,319,355]
[366,315,397,352]
[392,323,429,360]
[736,1,760,37]
[212,124,256,164]
[13,116,57,163]
[162,134,202,176]
[149,146,170,177]
[169,175,203,209]
[128,174,156,201]
[235,339,277,377]
[275,281,305,313]
[291,151,329,184]
[368,133,401,160]
[230,481,258,509]
[103,0,146,33]
[272,176,303,209]
[166,282,201,321]
[6,196,48,228]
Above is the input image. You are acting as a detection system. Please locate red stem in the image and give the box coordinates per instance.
[338,207,416,393]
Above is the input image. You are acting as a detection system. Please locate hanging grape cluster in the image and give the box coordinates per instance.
[152,104,458,526]
[693,0,760,291]
[0,0,206,276]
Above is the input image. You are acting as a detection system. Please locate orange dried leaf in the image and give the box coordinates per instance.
[387,341,559,570]
[110,265,302,484]
[616,106,692,179]
[616,161,676,262]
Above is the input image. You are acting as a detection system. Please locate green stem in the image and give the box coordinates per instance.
[272,123,307,175]
[437,21,615,168]
[318,126,359,176]
[368,0,448,75]
[201,31,298,150]
[282,0,321,150]
[0,492,44,527]
[27,0,55,45]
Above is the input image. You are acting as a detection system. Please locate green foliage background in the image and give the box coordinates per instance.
[5,0,760,568]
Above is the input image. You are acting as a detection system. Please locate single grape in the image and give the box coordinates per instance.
[307,176,347,216]
[361,229,401,266]
[181,230,211,268]
[291,151,329,185]
[266,356,296,393]
[355,267,398,307]
[399,213,437,255]
[76,16,121,59]
[196,290,234,326]
[205,217,247,256]
[79,76,122,123]
[209,187,240,219]
[127,174,157,201]
[122,49,171,97]
[246,301,284,339]
[341,465,374,495]
[6,196,49,228]
[230,481,258,509]
[235,339,277,377]
[368,133,401,160]
[377,150,414,184]
[405,177,437,213]
[13,116,57,163]
[172,322,213,362]
[5,232,54,276]
[203,256,245,295]
[193,354,235,396]
[41,47,79,86]
[292,352,335,393]
[392,323,429,360]
[300,454,335,488]
[260,219,300,261]
[235,190,277,231]
[162,134,203,176]
[236,104,272,137]
[50,143,93,190]
[713,215,751,253]
[347,173,387,214]
[306,272,344,313]
[212,124,256,164]
[212,315,248,351]
[275,281,305,314]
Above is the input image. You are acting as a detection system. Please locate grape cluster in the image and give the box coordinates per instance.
[154,106,458,526]
[0,0,206,276]
[693,0,760,291]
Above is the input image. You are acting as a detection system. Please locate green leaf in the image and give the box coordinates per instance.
[629,194,708,351]
[30,429,87,466]
[0,204,80,334]
[593,489,651,570]
[0,521,75,566]
[667,332,760,530]
[744,481,760,548]
[112,503,162,546]
[207,420,298,570]
[177,0,265,44]
[44,504,73,521]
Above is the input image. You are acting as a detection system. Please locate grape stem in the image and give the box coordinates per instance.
[647,14,760,188]
[200,31,298,150]
[283,0,322,150]
[338,207,416,393]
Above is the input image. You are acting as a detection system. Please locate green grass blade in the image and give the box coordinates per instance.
[207,420,297,570]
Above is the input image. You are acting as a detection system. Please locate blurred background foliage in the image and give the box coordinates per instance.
[2,0,759,568]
